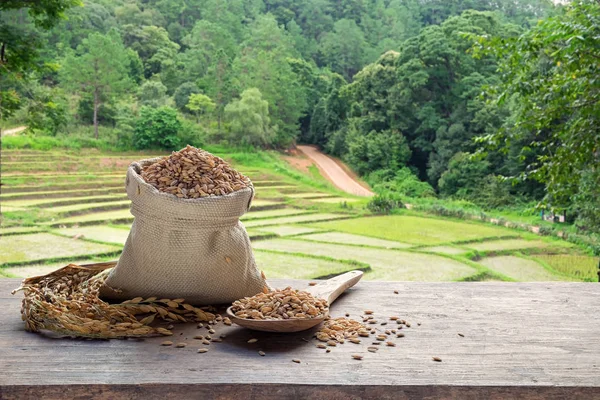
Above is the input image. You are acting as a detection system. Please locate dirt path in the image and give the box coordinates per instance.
[297,145,373,197]
[1,126,27,136]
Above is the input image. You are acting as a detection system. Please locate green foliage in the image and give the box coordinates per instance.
[231,14,308,145]
[186,93,215,121]
[476,0,600,216]
[23,88,69,136]
[122,25,180,78]
[133,106,182,150]
[369,168,436,198]
[60,30,130,138]
[318,18,368,80]
[76,93,118,126]
[438,152,489,198]
[9,0,597,243]
[345,126,411,176]
[572,168,600,234]
[137,80,168,107]
[0,0,82,29]
[0,0,80,122]
[367,193,404,214]
[224,88,276,147]
[173,82,200,111]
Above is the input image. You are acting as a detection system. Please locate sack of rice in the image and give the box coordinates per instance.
[100,145,268,305]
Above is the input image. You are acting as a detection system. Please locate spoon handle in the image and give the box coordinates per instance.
[305,270,363,305]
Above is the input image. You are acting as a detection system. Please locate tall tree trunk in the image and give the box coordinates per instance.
[93,89,99,140]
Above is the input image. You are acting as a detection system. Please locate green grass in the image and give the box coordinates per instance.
[2,180,125,193]
[1,226,46,235]
[1,194,127,208]
[53,226,130,246]
[254,225,323,237]
[4,257,115,278]
[246,199,285,210]
[310,215,517,246]
[299,232,412,249]
[253,239,477,281]
[285,192,337,199]
[1,187,124,200]
[465,239,555,252]
[242,208,313,220]
[0,233,120,266]
[244,213,353,228]
[417,246,469,255]
[478,255,569,281]
[533,254,599,282]
[310,197,363,204]
[47,200,130,215]
[254,251,362,279]
[46,209,134,226]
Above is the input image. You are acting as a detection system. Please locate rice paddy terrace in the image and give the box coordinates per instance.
[1,149,597,282]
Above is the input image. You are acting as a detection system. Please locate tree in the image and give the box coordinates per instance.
[133,106,182,150]
[60,30,130,138]
[476,0,600,226]
[224,88,276,147]
[186,93,215,122]
[438,152,490,198]
[173,82,200,111]
[138,80,168,108]
[318,19,368,80]
[231,14,307,146]
[122,25,180,78]
[0,0,80,125]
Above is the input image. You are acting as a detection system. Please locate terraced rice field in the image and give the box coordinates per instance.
[254,251,362,280]
[465,239,553,252]
[298,232,412,249]
[1,148,593,282]
[310,215,514,245]
[478,256,567,281]
[533,254,599,281]
[0,233,120,265]
[253,239,477,281]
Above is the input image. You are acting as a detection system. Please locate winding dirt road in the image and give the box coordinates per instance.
[297,145,373,197]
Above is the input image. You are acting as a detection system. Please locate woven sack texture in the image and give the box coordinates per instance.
[100,157,267,305]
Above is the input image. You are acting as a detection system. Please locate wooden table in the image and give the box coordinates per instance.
[1,279,599,399]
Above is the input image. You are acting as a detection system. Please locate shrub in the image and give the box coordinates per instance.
[367,193,404,214]
[133,106,182,150]
[369,167,436,198]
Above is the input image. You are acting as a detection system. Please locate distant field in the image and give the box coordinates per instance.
[0,233,120,265]
[478,256,568,282]
[534,254,599,282]
[0,148,594,282]
[310,215,514,245]
[299,232,412,249]
[466,239,557,252]
[253,239,477,281]
[254,251,360,280]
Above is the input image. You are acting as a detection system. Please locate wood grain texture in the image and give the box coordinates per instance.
[1,279,600,399]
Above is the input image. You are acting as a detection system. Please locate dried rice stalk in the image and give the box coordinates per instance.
[12,262,215,339]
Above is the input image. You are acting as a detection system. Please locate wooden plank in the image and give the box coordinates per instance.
[0,279,599,399]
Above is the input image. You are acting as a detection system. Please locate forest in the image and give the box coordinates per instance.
[1,0,599,235]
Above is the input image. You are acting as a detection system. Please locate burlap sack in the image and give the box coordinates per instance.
[100,158,267,305]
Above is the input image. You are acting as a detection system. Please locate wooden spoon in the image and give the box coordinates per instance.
[226,270,363,333]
